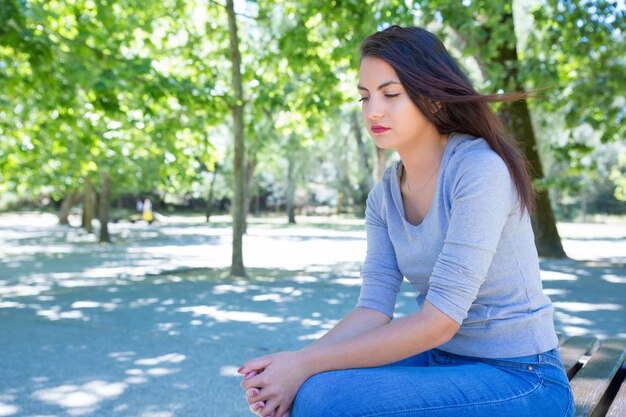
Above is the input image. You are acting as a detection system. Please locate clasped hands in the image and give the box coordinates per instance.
[238,351,309,417]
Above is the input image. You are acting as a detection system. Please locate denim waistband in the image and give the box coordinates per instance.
[538,348,566,367]
[434,347,564,370]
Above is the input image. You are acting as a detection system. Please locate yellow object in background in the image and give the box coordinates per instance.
[142,199,153,223]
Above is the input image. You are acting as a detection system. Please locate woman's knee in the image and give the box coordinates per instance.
[292,371,352,417]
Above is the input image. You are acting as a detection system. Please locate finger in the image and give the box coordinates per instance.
[246,387,262,405]
[241,373,265,391]
[247,387,272,403]
[249,401,265,415]
[274,404,289,417]
[260,398,279,417]
[242,370,258,393]
[239,356,272,375]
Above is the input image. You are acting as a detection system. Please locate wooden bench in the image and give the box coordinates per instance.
[558,335,626,416]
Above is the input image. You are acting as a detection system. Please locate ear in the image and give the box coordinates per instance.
[434,101,443,111]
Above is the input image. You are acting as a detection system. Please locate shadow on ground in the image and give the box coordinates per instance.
[1,215,624,417]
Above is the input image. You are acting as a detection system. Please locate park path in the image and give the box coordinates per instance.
[0,213,624,417]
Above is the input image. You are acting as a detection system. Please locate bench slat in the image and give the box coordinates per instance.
[559,336,600,378]
[606,366,626,417]
[571,338,626,417]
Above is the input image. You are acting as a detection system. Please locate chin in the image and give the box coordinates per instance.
[372,138,398,150]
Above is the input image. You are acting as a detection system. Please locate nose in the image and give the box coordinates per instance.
[364,97,383,121]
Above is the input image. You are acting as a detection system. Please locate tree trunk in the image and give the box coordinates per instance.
[374,146,388,183]
[58,191,77,225]
[226,0,246,277]
[82,179,96,234]
[98,171,111,243]
[499,101,566,258]
[243,157,256,232]
[491,10,566,258]
[331,133,353,215]
[581,192,587,222]
[254,186,261,217]
[336,192,344,215]
[205,163,219,223]
[286,153,296,224]
[352,111,372,181]
[352,111,372,216]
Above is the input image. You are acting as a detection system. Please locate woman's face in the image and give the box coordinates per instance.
[358,56,435,151]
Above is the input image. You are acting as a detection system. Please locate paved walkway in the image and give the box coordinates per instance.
[0,213,625,417]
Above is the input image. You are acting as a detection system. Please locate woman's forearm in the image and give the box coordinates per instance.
[303,307,391,349]
[300,301,459,375]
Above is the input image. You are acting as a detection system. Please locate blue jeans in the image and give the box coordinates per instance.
[292,348,574,417]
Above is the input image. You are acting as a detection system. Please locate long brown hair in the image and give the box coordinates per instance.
[360,25,535,214]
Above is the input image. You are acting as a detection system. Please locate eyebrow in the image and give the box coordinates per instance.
[357,81,401,92]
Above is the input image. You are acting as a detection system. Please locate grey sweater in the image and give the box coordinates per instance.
[357,133,558,358]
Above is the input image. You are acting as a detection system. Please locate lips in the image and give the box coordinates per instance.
[371,125,390,134]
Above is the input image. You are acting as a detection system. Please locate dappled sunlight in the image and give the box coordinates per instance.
[560,326,591,336]
[1,215,624,415]
[37,308,88,321]
[0,401,18,417]
[252,293,285,302]
[540,270,578,281]
[32,380,127,415]
[0,301,26,309]
[250,287,303,303]
[137,409,174,417]
[297,320,338,342]
[297,329,329,341]
[220,366,242,377]
[602,274,626,284]
[146,368,178,376]
[213,283,250,294]
[542,258,626,339]
[71,301,117,310]
[134,354,186,366]
[291,275,320,284]
[177,305,284,324]
[156,322,179,335]
[543,288,569,296]
[554,311,594,326]
[129,298,160,308]
[330,277,362,286]
[0,284,51,297]
[553,301,623,312]
[109,352,136,362]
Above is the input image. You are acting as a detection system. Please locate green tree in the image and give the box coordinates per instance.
[1,0,222,241]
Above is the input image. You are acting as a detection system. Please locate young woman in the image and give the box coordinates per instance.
[238,25,574,417]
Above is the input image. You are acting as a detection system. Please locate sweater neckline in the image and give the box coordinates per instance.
[392,133,460,228]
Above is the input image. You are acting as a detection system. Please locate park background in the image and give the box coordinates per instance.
[0,0,625,416]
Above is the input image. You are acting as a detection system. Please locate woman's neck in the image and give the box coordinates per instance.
[398,133,449,189]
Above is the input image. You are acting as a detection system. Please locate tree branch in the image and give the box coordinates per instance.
[208,0,257,20]
[207,0,226,9]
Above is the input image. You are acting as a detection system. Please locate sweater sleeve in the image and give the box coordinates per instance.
[425,152,517,325]
[356,186,404,319]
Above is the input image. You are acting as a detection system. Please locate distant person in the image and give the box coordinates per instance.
[142,199,153,224]
[238,26,574,417]
[136,199,144,214]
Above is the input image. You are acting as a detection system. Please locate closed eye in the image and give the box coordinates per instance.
[359,93,399,102]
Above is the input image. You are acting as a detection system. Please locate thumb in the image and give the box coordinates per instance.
[238,355,272,375]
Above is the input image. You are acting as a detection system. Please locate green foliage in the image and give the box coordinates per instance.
[526,0,625,144]
[611,152,626,202]
[0,0,224,201]
[1,0,623,218]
